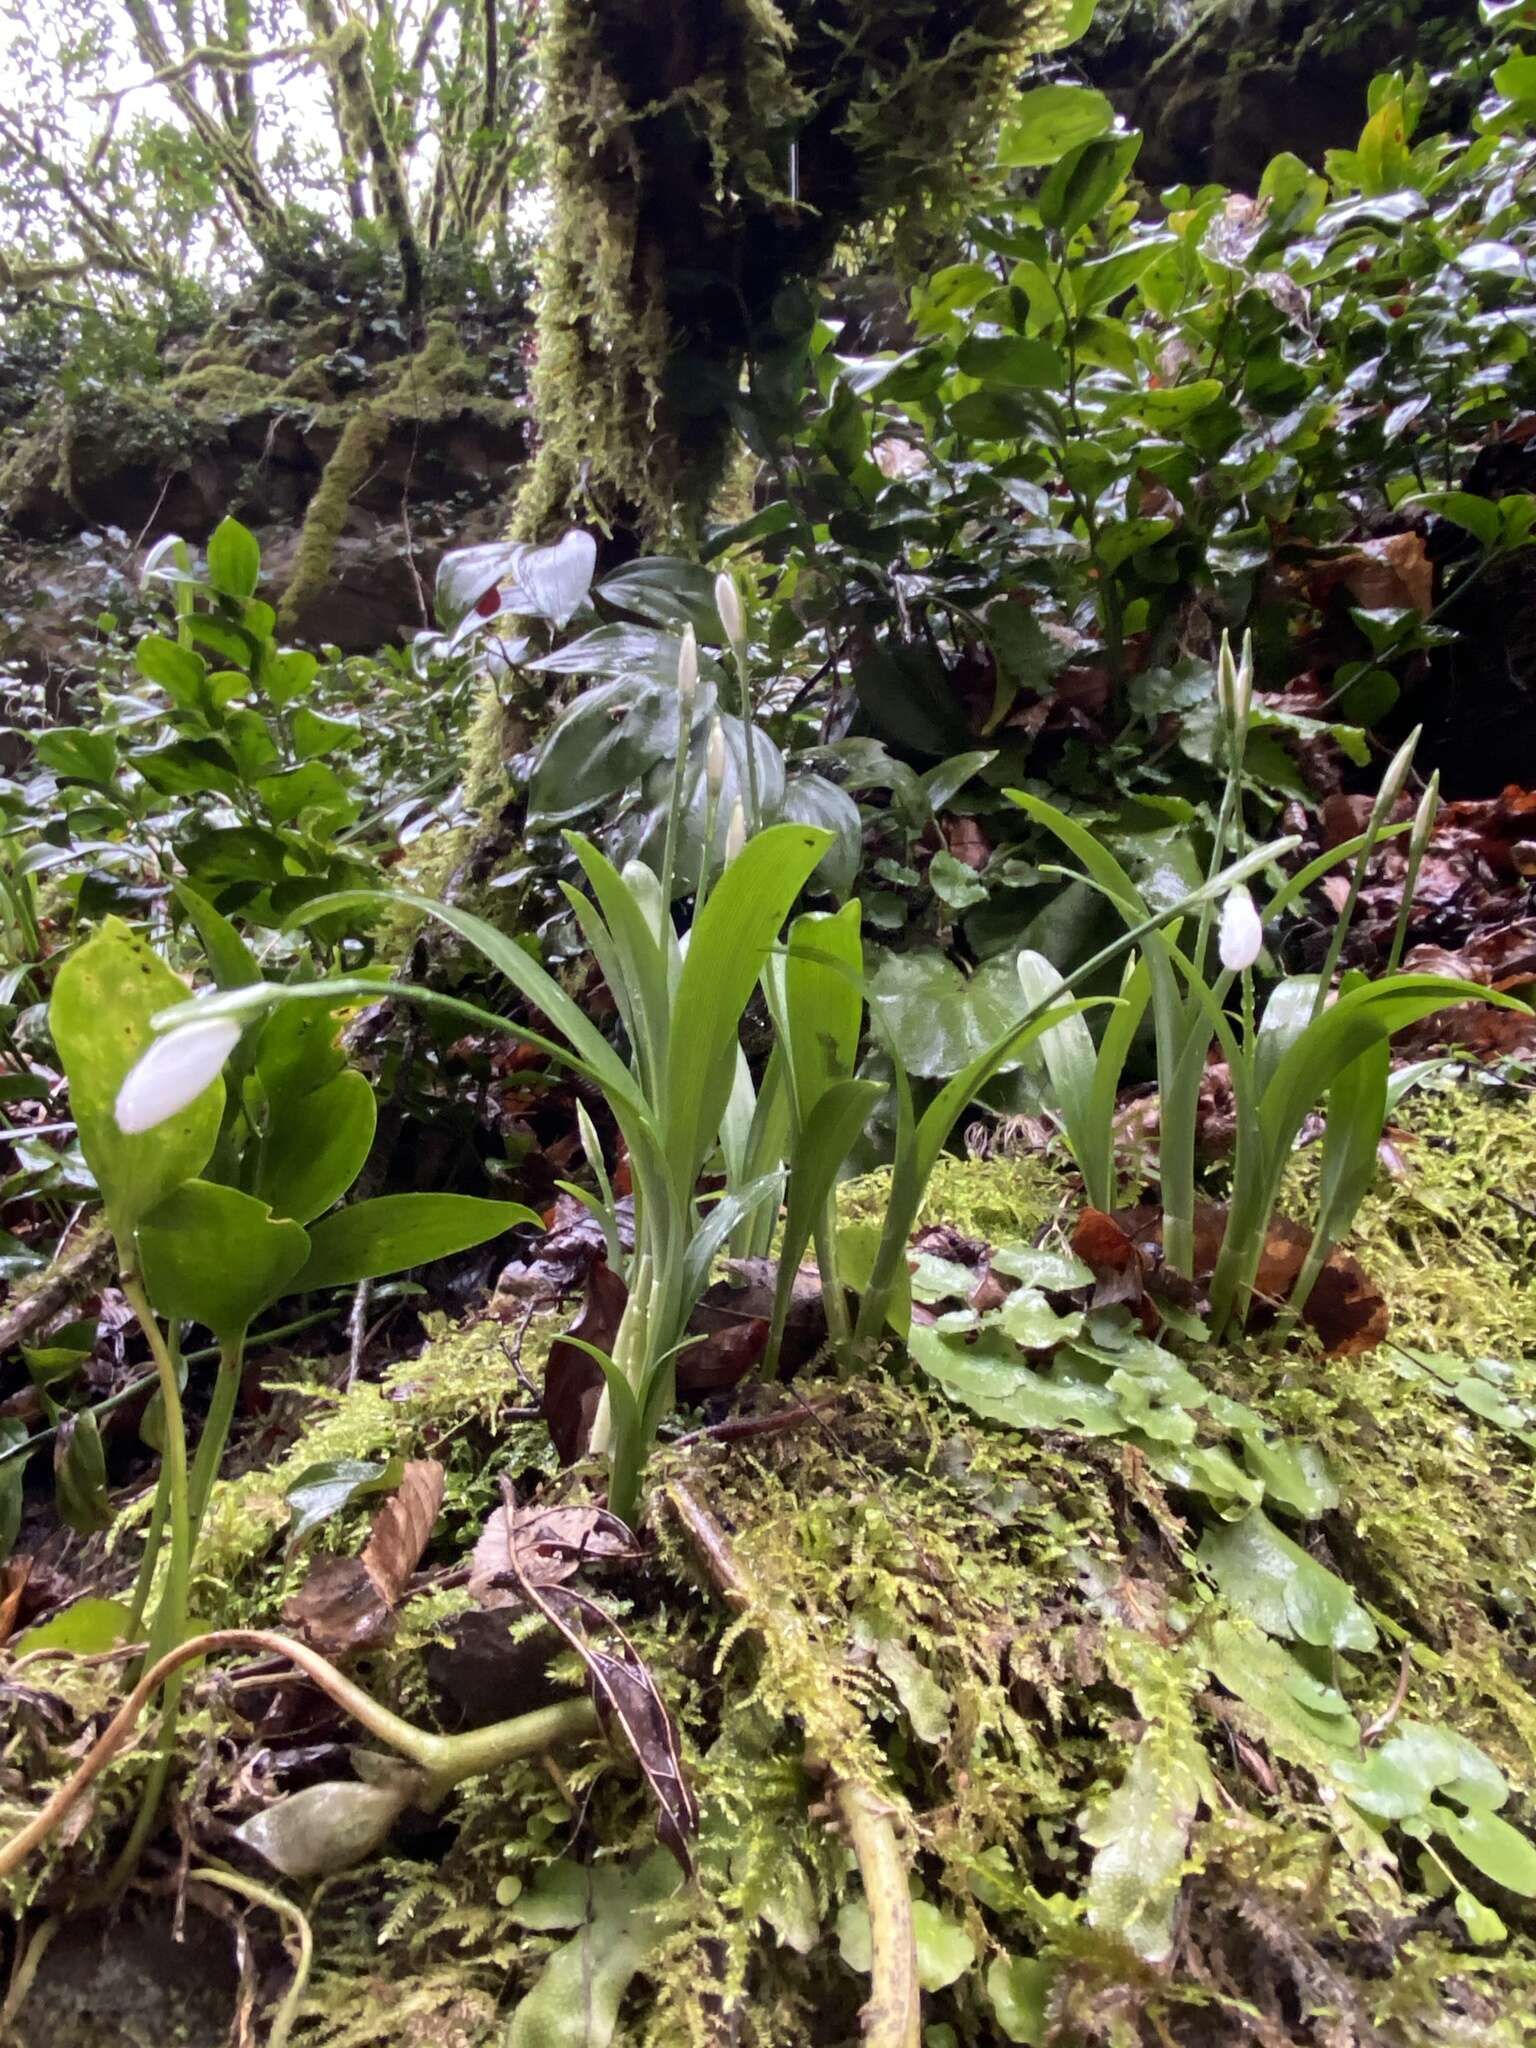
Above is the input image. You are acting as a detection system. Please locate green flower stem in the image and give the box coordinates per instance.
[189,1867,312,2048]
[108,1275,194,1891]
[0,1628,600,1883]
[187,1337,245,1536]
[735,656,761,835]
[119,1277,191,1669]
[124,1460,170,1642]
[814,1200,852,1350]
[656,691,692,940]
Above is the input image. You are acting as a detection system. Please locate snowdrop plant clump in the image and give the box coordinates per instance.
[49,913,533,1875]
[1013,635,1519,1336]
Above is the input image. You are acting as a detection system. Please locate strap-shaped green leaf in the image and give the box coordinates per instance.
[285,889,639,1108]
[772,901,865,1122]
[662,824,830,1194]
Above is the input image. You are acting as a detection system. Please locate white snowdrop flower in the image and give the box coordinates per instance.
[677,624,698,708]
[116,1018,241,1134]
[714,571,744,649]
[723,799,747,865]
[1218,885,1264,973]
[705,717,727,799]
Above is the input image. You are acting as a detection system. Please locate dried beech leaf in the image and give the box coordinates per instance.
[675,1316,769,1395]
[361,1458,445,1605]
[470,1501,635,1603]
[1071,1209,1144,1311]
[281,1556,396,1656]
[1337,531,1433,617]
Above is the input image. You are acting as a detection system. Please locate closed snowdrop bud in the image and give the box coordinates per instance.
[677,624,698,709]
[1215,630,1254,729]
[705,717,727,799]
[714,571,744,650]
[724,798,747,865]
[1218,885,1264,972]
[115,1017,241,1134]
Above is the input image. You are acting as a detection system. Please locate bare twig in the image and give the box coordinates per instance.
[0,1221,115,1360]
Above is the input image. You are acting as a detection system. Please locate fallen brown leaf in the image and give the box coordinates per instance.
[282,1557,397,1658]
[1337,530,1433,616]
[469,1501,635,1606]
[498,1479,698,1873]
[0,1559,31,1649]
[360,1459,444,1607]
[1071,1208,1145,1312]
[284,1459,444,1655]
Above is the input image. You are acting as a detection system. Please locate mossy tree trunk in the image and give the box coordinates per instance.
[464,0,1078,835]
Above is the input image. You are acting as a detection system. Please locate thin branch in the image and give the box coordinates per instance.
[88,40,326,111]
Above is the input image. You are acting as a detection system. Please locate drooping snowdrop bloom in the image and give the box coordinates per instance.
[116,1017,241,1134]
[723,799,747,865]
[714,571,745,652]
[1218,884,1264,973]
[677,624,698,709]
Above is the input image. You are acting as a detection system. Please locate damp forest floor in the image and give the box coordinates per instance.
[5,1078,1536,2048]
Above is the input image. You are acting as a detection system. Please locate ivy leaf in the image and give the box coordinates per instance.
[506,1852,678,2048]
[285,1457,401,1548]
[1199,1508,1377,1651]
[869,948,1034,1080]
[986,1955,1051,2044]
[1434,1804,1536,1896]
[1080,1735,1203,1963]
[928,849,989,911]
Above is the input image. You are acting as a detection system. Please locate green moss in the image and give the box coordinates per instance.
[13,1087,1536,2041]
